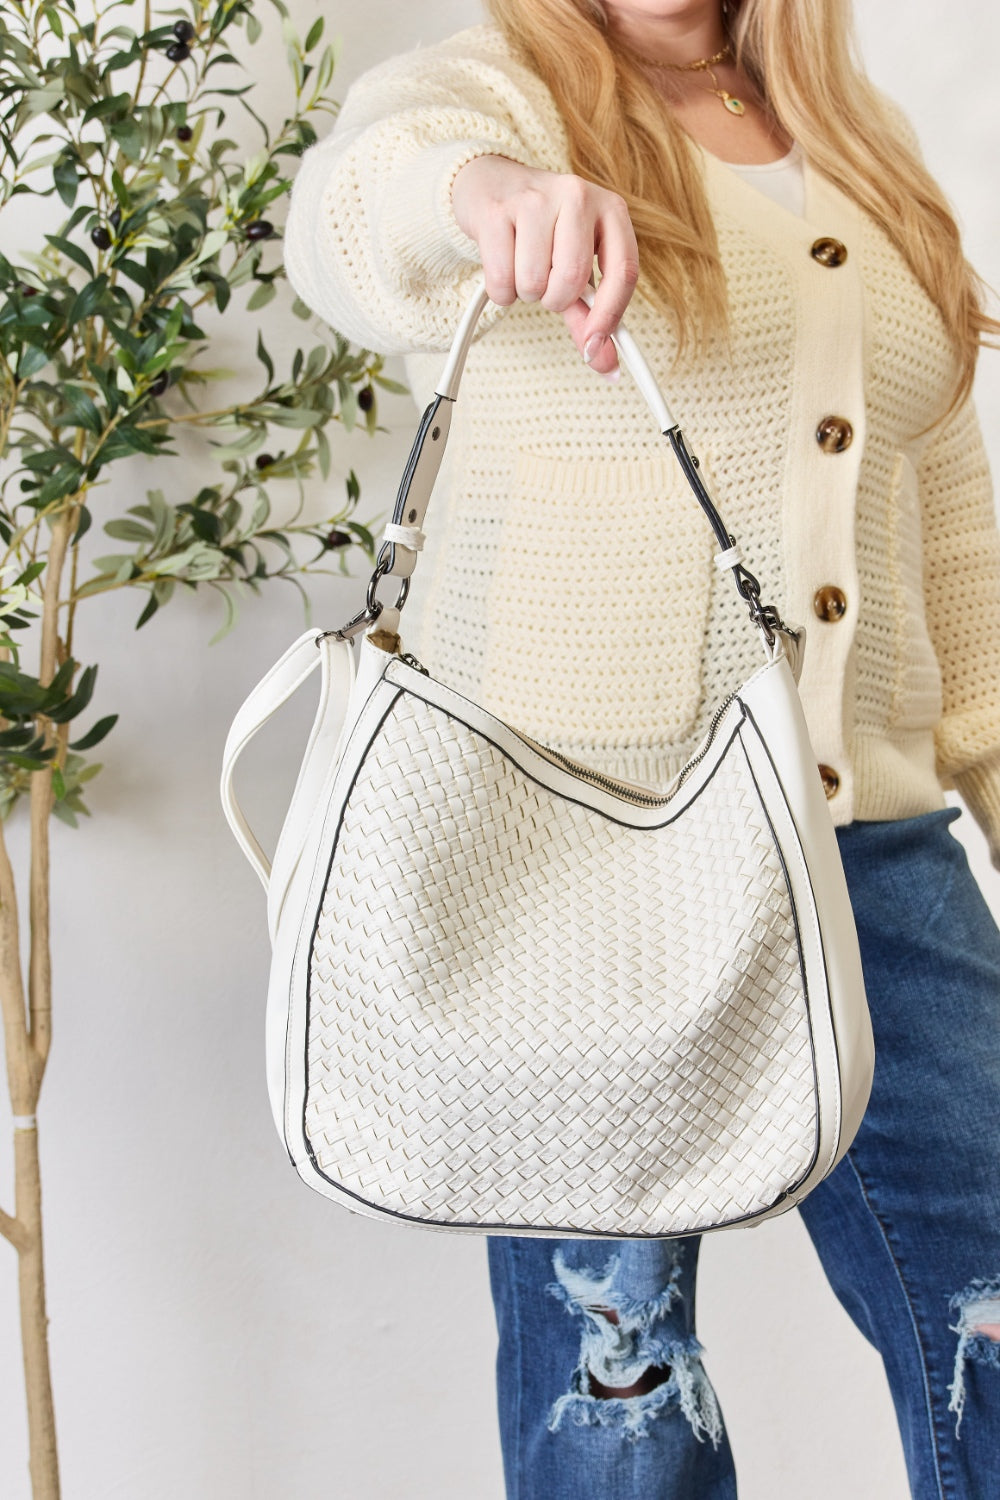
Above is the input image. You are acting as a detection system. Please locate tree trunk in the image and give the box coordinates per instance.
[0,814,60,1498]
[0,512,69,1498]
[15,1123,60,1500]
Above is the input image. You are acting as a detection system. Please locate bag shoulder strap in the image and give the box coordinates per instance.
[346,276,795,657]
[220,630,356,900]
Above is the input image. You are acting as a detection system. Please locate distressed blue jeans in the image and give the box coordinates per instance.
[486,808,1000,1499]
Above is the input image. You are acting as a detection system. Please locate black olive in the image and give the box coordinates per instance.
[324,529,351,550]
[172,19,195,41]
[110,207,122,229]
[17,282,38,297]
[176,124,193,143]
[255,453,274,470]
[357,386,374,412]
[166,41,190,62]
[245,220,274,241]
[90,225,112,250]
[149,372,169,397]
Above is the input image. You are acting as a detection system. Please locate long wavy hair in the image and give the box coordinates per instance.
[485,0,997,412]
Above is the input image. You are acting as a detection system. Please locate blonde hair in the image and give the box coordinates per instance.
[485,0,998,413]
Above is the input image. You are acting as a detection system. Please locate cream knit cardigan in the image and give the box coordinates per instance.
[283,22,1000,866]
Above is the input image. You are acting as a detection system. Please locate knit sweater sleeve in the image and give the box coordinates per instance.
[871,89,1000,865]
[282,25,570,353]
[920,397,1000,867]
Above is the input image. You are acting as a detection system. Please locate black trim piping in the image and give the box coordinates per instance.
[293,683,829,1237]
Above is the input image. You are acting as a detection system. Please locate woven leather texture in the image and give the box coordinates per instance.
[303,690,818,1237]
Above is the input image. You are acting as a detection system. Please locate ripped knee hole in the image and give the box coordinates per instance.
[588,1306,672,1398]
[947,1278,1000,1437]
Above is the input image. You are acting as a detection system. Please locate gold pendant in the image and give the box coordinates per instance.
[721,94,746,116]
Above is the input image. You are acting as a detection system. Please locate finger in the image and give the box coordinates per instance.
[541,185,599,316]
[580,198,640,357]
[545,190,619,374]
[477,213,518,307]
[511,195,556,304]
[562,298,621,377]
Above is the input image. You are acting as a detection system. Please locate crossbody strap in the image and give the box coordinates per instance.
[220,630,355,909]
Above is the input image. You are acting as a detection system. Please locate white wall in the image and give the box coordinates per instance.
[1,4,998,1497]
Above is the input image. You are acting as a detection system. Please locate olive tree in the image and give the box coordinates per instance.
[0,3,398,1492]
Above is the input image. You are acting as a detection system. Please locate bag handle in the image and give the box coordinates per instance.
[221,282,802,897]
[327,276,792,653]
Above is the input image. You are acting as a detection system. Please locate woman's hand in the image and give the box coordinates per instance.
[451,155,640,378]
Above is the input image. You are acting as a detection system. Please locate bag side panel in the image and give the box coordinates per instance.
[266,662,402,1148]
[738,657,874,1188]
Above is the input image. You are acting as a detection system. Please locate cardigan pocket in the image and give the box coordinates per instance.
[480,446,715,755]
[887,451,943,733]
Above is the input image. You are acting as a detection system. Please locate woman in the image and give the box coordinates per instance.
[283,1,1000,1494]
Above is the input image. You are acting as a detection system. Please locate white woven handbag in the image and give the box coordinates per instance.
[221,280,874,1240]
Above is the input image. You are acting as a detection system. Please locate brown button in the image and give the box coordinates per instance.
[810,237,848,268]
[817,764,840,798]
[814,585,848,622]
[816,416,853,453]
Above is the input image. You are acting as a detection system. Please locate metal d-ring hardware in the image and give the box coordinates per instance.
[318,553,411,644]
[366,550,410,616]
[733,563,778,647]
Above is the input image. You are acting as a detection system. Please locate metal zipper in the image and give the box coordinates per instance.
[518,739,674,805]
[522,691,738,807]
[395,651,738,808]
[672,691,739,790]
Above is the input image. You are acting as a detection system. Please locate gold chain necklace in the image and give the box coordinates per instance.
[618,41,747,117]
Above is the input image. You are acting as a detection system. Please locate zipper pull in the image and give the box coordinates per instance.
[399,651,429,676]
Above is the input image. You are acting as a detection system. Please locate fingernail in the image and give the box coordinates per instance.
[601,367,621,383]
[583,333,605,364]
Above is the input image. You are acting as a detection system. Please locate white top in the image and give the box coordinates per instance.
[724,143,805,218]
